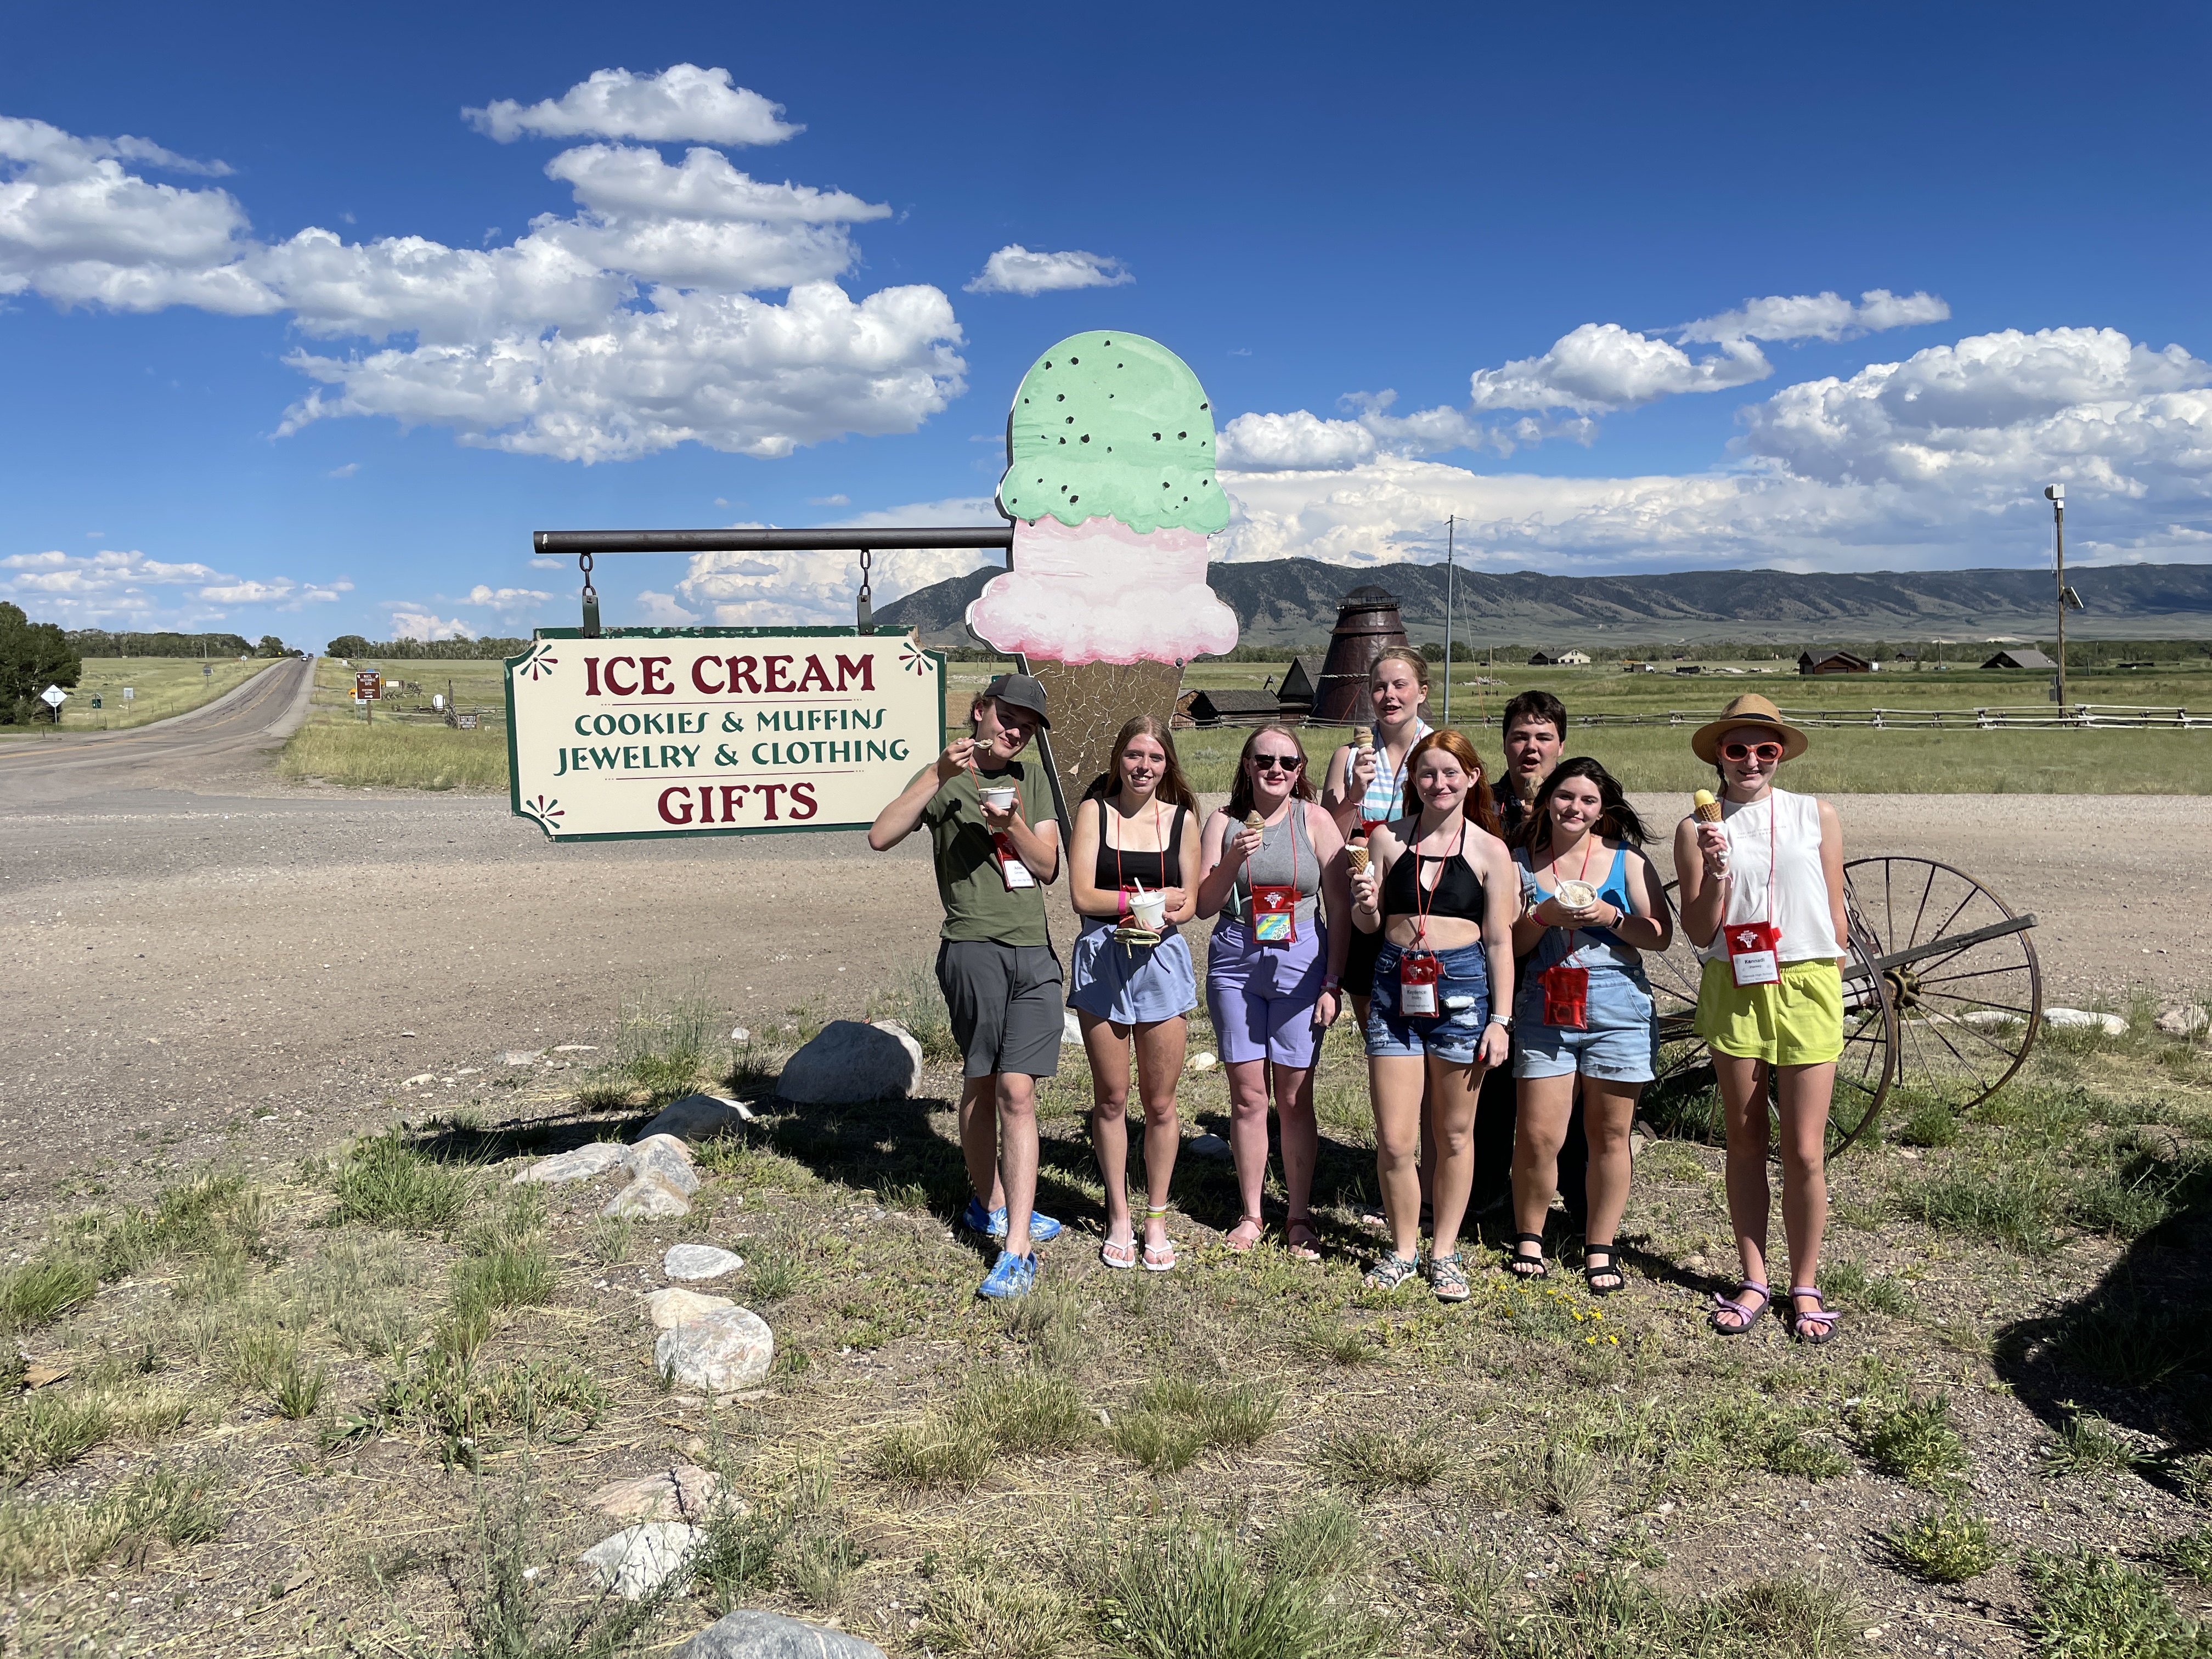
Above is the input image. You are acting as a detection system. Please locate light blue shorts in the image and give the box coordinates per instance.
[1514,967,1656,1082]
[1364,940,1490,1065]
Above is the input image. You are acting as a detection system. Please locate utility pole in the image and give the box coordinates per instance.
[1442,515,1456,727]
[2045,484,2068,716]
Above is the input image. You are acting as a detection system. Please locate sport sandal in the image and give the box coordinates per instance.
[1786,1286,1841,1345]
[1506,1233,1549,1279]
[1363,1252,1421,1292]
[1429,1251,1471,1302]
[1582,1242,1624,1297]
[1709,1281,1771,1335]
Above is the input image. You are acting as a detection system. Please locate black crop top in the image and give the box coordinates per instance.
[1381,823,1485,923]
[1093,798,1188,892]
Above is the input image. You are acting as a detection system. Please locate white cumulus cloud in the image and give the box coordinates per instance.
[1,548,349,627]
[2,96,964,464]
[463,65,800,146]
[964,245,1132,296]
[464,585,553,612]
[387,608,476,641]
[1216,325,2212,574]
[676,495,1001,627]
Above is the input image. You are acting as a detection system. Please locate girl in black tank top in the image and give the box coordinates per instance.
[1380,822,1485,923]
[1094,797,1187,898]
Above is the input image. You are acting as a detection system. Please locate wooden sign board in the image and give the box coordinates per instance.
[504,628,946,843]
[356,671,382,700]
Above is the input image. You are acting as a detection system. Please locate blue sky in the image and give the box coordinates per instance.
[3,0,2207,644]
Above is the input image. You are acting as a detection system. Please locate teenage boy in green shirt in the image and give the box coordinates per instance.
[869,673,1065,1299]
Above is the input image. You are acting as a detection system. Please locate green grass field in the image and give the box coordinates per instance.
[0,656,278,736]
[278,649,2211,793]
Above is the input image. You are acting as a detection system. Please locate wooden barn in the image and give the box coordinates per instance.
[1980,647,2056,670]
[1799,650,1874,675]
[1184,689,1286,728]
[1276,654,1322,720]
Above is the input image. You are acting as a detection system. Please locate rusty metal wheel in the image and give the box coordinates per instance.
[1842,856,2041,1113]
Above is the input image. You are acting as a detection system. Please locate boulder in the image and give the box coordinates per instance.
[1187,1132,1231,1159]
[511,1143,626,1185]
[501,1049,543,1066]
[588,1464,726,1524]
[2157,1005,2210,1038]
[579,1521,703,1599]
[655,1306,773,1393]
[674,1610,887,1659]
[664,1243,745,1282]
[602,1173,691,1219]
[2044,1007,2129,1036]
[624,1133,701,1196]
[639,1094,755,1143]
[777,1020,923,1104]
[647,1288,735,1329]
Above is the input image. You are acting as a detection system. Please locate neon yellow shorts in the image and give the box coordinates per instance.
[1692,958,1844,1068]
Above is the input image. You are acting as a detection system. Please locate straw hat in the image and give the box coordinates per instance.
[1690,693,1809,764]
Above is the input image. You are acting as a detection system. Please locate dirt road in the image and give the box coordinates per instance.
[1,696,2205,1225]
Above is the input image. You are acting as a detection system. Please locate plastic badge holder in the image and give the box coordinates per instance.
[1540,961,1589,1029]
[1251,884,1297,945]
[1398,950,1441,1015]
[1726,922,1781,987]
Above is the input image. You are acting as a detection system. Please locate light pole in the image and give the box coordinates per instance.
[2044,484,2068,716]
[1441,515,1456,726]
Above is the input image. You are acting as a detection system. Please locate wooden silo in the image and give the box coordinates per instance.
[1311,584,1415,724]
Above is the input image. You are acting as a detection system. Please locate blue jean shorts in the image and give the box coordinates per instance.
[1365,940,1490,1064]
[1514,966,1657,1082]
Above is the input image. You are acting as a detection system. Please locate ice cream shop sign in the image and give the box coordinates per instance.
[504,629,946,842]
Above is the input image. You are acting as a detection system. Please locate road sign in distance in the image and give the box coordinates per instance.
[40,686,66,708]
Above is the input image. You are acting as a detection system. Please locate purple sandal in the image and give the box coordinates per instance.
[1709,1280,1771,1335]
[1786,1286,1841,1345]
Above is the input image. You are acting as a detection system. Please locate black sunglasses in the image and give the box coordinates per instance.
[1251,754,1302,772]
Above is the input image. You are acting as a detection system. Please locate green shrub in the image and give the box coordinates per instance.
[328,1133,475,1231]
[2023,1549,2207,1658]
[1885,1503,1999,1583]
[1857,1395,1971,1492]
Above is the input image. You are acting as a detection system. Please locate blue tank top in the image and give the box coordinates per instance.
[1515,844,1647,980]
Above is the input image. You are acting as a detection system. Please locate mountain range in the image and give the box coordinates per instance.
[877,558,2212,649]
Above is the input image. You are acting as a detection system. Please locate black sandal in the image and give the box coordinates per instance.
[1506,1233,1549,1279]
[1582,1241,1624,1296]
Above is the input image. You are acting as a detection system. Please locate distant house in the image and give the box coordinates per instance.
[1674,664,1704,675]
[1185,689,1286,727]
[1277,654,1322,715]
[1554,650,1592,666]
[1980,647,2056,670]
[1799,650,1874,675]
[1527,650,1557,666]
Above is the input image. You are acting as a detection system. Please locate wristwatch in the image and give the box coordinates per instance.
[1488,1013,1515,1030]
[1321,975,1341,991]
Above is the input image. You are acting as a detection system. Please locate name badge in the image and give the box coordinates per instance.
[1398,950,1441,1015]
[994,832,1035,890]
[1726,921,1781,988]
[1250,883,1297,945]
[1540,961,1590,1029]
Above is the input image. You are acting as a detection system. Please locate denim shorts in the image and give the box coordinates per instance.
[1515,966,1657,1082]
[1364,940,1490,1064]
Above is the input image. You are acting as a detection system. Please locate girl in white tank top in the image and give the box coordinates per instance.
[1696,788,1841,966]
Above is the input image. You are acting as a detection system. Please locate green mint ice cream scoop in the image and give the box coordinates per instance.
[997,331,1229,536]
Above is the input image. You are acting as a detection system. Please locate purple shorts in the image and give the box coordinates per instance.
[1205,917,1328,1069]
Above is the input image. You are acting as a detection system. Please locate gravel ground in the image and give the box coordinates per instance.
[1,703,2205,1218]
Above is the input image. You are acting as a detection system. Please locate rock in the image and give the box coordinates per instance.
[647,1288,735,1329]
[673,1610,887,1659]
[638,1094,754,1144]
[511,1143,625,1185]
[1187,1132,1231,1159]
[777,1020,924,1104]
[1188,1051,1217,1073]
[1959,1009,2023,1029]
[554,1043,597,1052]
[664,1243,744,1282]
[602,1173,691,1219]
[1063,1008,1082,1046]
[2157,1005,2211,1037]
[624,1134,701,1196]
[402,1073,435,1087]
[730,1026,751,1043]
[588,1464,726,1524]
[501,1049,542,1065]
[579,1522,704,1599]
[2044,1007,2128,1037]
[655,1306,774,1393]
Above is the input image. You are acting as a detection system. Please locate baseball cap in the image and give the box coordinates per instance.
[983,672,1051,729]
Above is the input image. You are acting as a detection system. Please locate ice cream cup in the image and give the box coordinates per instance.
[1130,892,1167,932]
[980,785,1018,811]
[1555,880,1598,911]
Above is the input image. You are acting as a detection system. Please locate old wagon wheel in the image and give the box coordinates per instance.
[1645,879,1898,1159]
[1841,856,2041,1114]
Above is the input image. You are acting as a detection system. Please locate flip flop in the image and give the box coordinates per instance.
[1099,1237,1137,1271]
[1709,1281,1771,1335]
[1142,1239,1177,1273]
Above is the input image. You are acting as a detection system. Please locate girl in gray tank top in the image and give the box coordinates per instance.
[1226,806,1322,925]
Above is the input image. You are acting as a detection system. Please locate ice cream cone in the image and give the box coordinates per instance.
[1244,811,1265,834]
[1693,788,1723,825]
[1346,845,1370,876]
[1353,725,1372,751]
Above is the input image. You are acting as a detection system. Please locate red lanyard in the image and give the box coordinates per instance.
[1551,833,1598,948]
[1410,816,1466,948]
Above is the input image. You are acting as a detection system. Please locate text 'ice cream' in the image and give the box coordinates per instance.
[967,332,1239,666]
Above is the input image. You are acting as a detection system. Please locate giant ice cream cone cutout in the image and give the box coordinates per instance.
[966,332,1239,821]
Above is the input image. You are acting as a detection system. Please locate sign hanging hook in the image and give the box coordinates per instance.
[579,552,600,639]
[855,547,874,635]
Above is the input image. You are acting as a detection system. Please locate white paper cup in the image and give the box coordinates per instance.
[980,786,1017,811]
[1130,894,1167,932]
[1555,880,1598,910]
